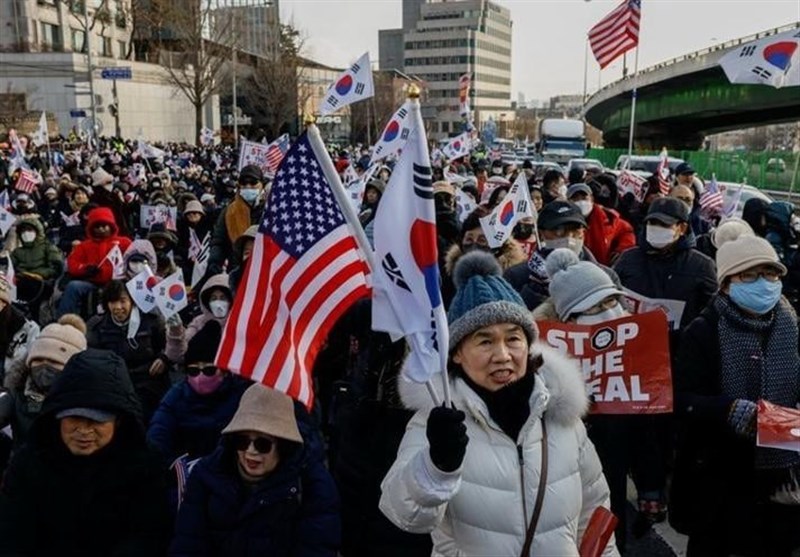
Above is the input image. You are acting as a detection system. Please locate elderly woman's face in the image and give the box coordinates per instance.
[234,431,280,479]
[60,416,116,456]
[452,324,529,391]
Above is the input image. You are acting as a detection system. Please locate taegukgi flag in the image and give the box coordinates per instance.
[370,101,414,164]
[319,52,375,116]
[441,131,472,161]
[719,27,800,89]
[371,95,449,384]
[479,173,535,248]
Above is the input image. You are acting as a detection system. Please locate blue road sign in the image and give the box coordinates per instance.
[100,67,132,80]
[70,109,87,118]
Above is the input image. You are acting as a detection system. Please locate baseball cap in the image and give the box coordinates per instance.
[56,407,116,423]
[644,197,690,225]
[566,183,593,199]
[538,201,587,230]
[675,162,695,176]
[239,164,264,184]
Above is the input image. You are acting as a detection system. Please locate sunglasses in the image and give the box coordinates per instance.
[232,435,274,454]
[186,365,217,377]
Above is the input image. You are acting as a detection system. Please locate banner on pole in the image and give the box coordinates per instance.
[537,311,673,414]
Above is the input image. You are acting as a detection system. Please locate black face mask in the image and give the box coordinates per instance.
[513,223,534,240]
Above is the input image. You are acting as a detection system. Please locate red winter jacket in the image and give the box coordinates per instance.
[66,207,132,286]
[584,205,636,266]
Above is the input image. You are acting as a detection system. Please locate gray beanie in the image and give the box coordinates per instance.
[448,251,537,351]
[546,249,624,321]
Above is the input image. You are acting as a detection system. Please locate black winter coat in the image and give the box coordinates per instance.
[169,419,341,556]
[670,300,800,551]
[0,349,171,557]
[613,234,717,344]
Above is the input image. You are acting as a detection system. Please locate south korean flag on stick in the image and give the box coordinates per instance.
[479,173,535,248]
[319,52,375,116]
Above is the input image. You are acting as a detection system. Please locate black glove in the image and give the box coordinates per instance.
[426,404,468,473]
[84,265,100,277]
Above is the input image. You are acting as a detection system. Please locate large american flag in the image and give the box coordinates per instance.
[266,134,291,174]
[589,0,641,69]
[216,130,371,409]
[700,174,724,214]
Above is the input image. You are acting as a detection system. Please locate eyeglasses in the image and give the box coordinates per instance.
[232,434,274,454]
[186,365,217,377]
[736,269,782,283]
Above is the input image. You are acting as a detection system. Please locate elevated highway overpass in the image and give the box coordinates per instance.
[584,23,800,150]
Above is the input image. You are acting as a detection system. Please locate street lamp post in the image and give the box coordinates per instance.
[84,0,98,143]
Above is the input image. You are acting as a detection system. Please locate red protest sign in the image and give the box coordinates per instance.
[537,311,673,414]
[757,399,800,452]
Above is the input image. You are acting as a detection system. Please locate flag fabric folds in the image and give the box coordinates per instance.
[479,173,535,248]
[458,73,471,120]
[371,102,414,164]
[200,127,215,146]
[371,98,449,385]
[15,169,40,194]
[216,130,371,409]
[265,134,291,174]
[441,131,472,161]
[655,148,671,196]
[719,28,800,89]
[319,52,375,116]
[589,0,641,69]
[700,174,724,215]
[32,112,48,148]
[190,233,210,289]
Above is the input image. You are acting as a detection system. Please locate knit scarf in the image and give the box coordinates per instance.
[224,197,252,244]
[715,294,800,471]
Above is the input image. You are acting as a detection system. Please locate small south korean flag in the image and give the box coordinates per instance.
[319,52,375,116]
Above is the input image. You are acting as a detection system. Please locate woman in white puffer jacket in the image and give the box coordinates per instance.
[379,251,618,557]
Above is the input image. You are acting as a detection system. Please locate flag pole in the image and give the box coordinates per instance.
[625,46,640,165]
[306,116,377,273]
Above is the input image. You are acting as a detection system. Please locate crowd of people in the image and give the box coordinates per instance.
[0,134,797,556]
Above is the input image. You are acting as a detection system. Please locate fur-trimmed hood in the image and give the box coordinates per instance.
[532,298,559,321]
[398,341,588,428]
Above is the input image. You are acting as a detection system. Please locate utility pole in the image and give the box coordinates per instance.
[84,0,98,144]
[232,46,238,145]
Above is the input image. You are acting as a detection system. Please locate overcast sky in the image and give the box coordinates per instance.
[280,0,799,101]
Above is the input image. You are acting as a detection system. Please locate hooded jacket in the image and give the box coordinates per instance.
[166,274,231,364]
[583,204,636,267]
[65,207,132,286]
[169,405,341,557]
[10,218,64,279]
[379,343,618,557]
[0,349,171,556]
[122,239,158,274]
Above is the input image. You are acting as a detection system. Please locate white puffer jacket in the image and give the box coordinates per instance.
[380,343,618,557]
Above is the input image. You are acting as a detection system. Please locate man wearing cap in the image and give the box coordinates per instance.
[205,164,266,284]
[567,183,635,267]
[672,235,800,555]
[504,200,622,311]
[0,349,171,555]
[613,197,716,532]
[673,162,696,189]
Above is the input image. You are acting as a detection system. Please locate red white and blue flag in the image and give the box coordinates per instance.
[656,148,671,196]
[319,52,375,116]
[15,169,40,194]
[700,174,724,215]
[479,173,535,248]
[589,0,641,69]
[216,130,371,409]
[265,133,290,174]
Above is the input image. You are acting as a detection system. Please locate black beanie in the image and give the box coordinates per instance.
[186,321,222,365]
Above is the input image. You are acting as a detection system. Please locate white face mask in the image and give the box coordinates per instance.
[20,231,36,243]
[557,185,568,199]
[574,200,593,217]
[128,261,146,275]
[646,224,677,249]
[209,300,230,319]
[576,302,627,325]
[542,237,583,255]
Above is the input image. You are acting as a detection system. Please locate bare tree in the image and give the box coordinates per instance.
[135,0,236,144]
[240,24,307,140]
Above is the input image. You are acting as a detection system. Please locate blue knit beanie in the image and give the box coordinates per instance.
[448,251,537,351]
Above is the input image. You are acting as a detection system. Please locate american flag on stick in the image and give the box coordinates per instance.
[15,169,40,194]
[700,174,724,215]
[216,128,371,409]
[266,134,291,174]
[589,0,641,69]
[655,148,671,196]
